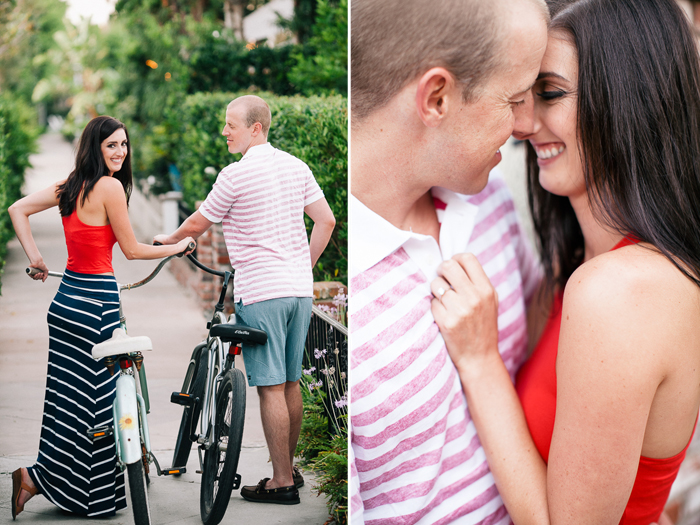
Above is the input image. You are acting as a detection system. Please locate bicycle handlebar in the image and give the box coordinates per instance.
[26,242,197,289]
[186,253,227,278]
[26,268,62,278]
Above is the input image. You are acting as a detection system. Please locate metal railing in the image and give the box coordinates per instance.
[304,305,348,434]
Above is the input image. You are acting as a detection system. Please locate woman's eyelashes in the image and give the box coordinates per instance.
[536,89,567,101]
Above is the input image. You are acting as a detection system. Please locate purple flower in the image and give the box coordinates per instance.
[335,395,347,408]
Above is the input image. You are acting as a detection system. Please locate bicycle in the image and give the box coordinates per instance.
[27,243,194,525]
[169,252,267,525]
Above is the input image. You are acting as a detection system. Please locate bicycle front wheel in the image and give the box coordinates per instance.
[172,343,207,471]
[127,460,151,525]
[200,367,246,525]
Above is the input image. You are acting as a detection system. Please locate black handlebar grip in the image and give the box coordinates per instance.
[26,267,41,276]
[153,240,195,256]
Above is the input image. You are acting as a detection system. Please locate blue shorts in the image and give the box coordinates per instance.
[236,297,313,387]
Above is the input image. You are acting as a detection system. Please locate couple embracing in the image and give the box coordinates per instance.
[349,0,700,524]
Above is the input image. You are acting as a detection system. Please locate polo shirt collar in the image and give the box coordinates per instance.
[349,188,479,280]
[242,142,273,159]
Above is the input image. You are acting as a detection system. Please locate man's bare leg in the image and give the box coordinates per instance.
[258,383,295,489]
[285,380,303,465]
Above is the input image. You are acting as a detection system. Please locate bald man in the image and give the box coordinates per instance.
[156,95,336,505]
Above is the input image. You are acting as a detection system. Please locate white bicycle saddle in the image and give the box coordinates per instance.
[92,328,153,360]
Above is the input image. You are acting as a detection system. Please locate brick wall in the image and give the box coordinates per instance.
[169,223,237,315]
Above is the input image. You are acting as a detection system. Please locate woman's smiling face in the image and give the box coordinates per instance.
[528,34,586,201]
[101,128,128,176]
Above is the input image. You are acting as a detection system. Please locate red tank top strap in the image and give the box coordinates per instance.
[612,235,639,250]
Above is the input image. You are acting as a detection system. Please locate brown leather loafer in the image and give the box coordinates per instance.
[293,466,304,489]
[240,478,300,505]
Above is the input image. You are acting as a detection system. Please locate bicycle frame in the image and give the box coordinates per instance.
[183,264,238,463]
[195,314,231,450]
[170,252,268,524]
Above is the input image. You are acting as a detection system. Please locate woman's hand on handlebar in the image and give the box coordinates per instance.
[175,237,196,257]
[153,236,196,257]
[28,259,49,282]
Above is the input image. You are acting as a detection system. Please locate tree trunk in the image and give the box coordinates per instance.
[223,0,245,41]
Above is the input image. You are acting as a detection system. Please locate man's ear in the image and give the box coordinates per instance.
[251,122,263,136]
[415,67,458,127]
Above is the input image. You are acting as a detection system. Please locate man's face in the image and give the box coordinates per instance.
[222,104,254,155]
[443,2,548,195]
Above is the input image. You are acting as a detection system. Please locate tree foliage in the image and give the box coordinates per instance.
[289,0,347,96]
[0,0,66,106]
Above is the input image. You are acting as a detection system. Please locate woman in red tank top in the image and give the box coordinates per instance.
[430,1,700,524]
[8,116,194,518]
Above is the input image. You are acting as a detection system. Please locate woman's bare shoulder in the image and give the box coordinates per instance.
[568,243,694,299]
[92,176,125,201]
[563,243,699,360]
[93,175,123,190]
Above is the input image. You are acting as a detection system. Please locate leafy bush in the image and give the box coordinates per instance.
[0,95,38,293]
[298,341,348,525]
[187,31,298,95]
[145,91,347,283]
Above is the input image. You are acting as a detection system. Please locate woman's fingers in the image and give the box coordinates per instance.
[430,253,501,366]
[430,277,452,302]
[437,256,475,293]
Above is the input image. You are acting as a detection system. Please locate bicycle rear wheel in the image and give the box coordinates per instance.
[172,344,207,470]
[127,460,151,525]
[200,367,246,525]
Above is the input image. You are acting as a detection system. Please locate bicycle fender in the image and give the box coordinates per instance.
[115,375,142,464]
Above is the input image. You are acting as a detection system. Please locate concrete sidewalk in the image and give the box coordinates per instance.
[0,133,329,524]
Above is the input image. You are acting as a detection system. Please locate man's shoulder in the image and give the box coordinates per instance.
[270,147,311,171]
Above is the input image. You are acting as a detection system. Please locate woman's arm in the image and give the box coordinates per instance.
[433,253,660,525]
[547,258,662,524]
[99,177,194,259]
[8,182,62,281]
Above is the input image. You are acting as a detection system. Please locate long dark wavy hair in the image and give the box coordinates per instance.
[527,0,700,297]
[57,116,132,217]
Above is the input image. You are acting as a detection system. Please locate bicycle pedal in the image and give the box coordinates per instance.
[170,392,196,406]
[161,467,187,476]
[232,473,242,490]
[87,426,113,441]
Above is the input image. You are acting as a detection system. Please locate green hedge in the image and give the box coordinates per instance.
[0,94,38,293]
[146,92,347,284]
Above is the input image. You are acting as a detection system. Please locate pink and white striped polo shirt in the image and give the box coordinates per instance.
[199,143,324,305]
[349,172,541,525]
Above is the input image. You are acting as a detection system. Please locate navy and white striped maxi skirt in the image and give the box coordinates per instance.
[27,270,127,516]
